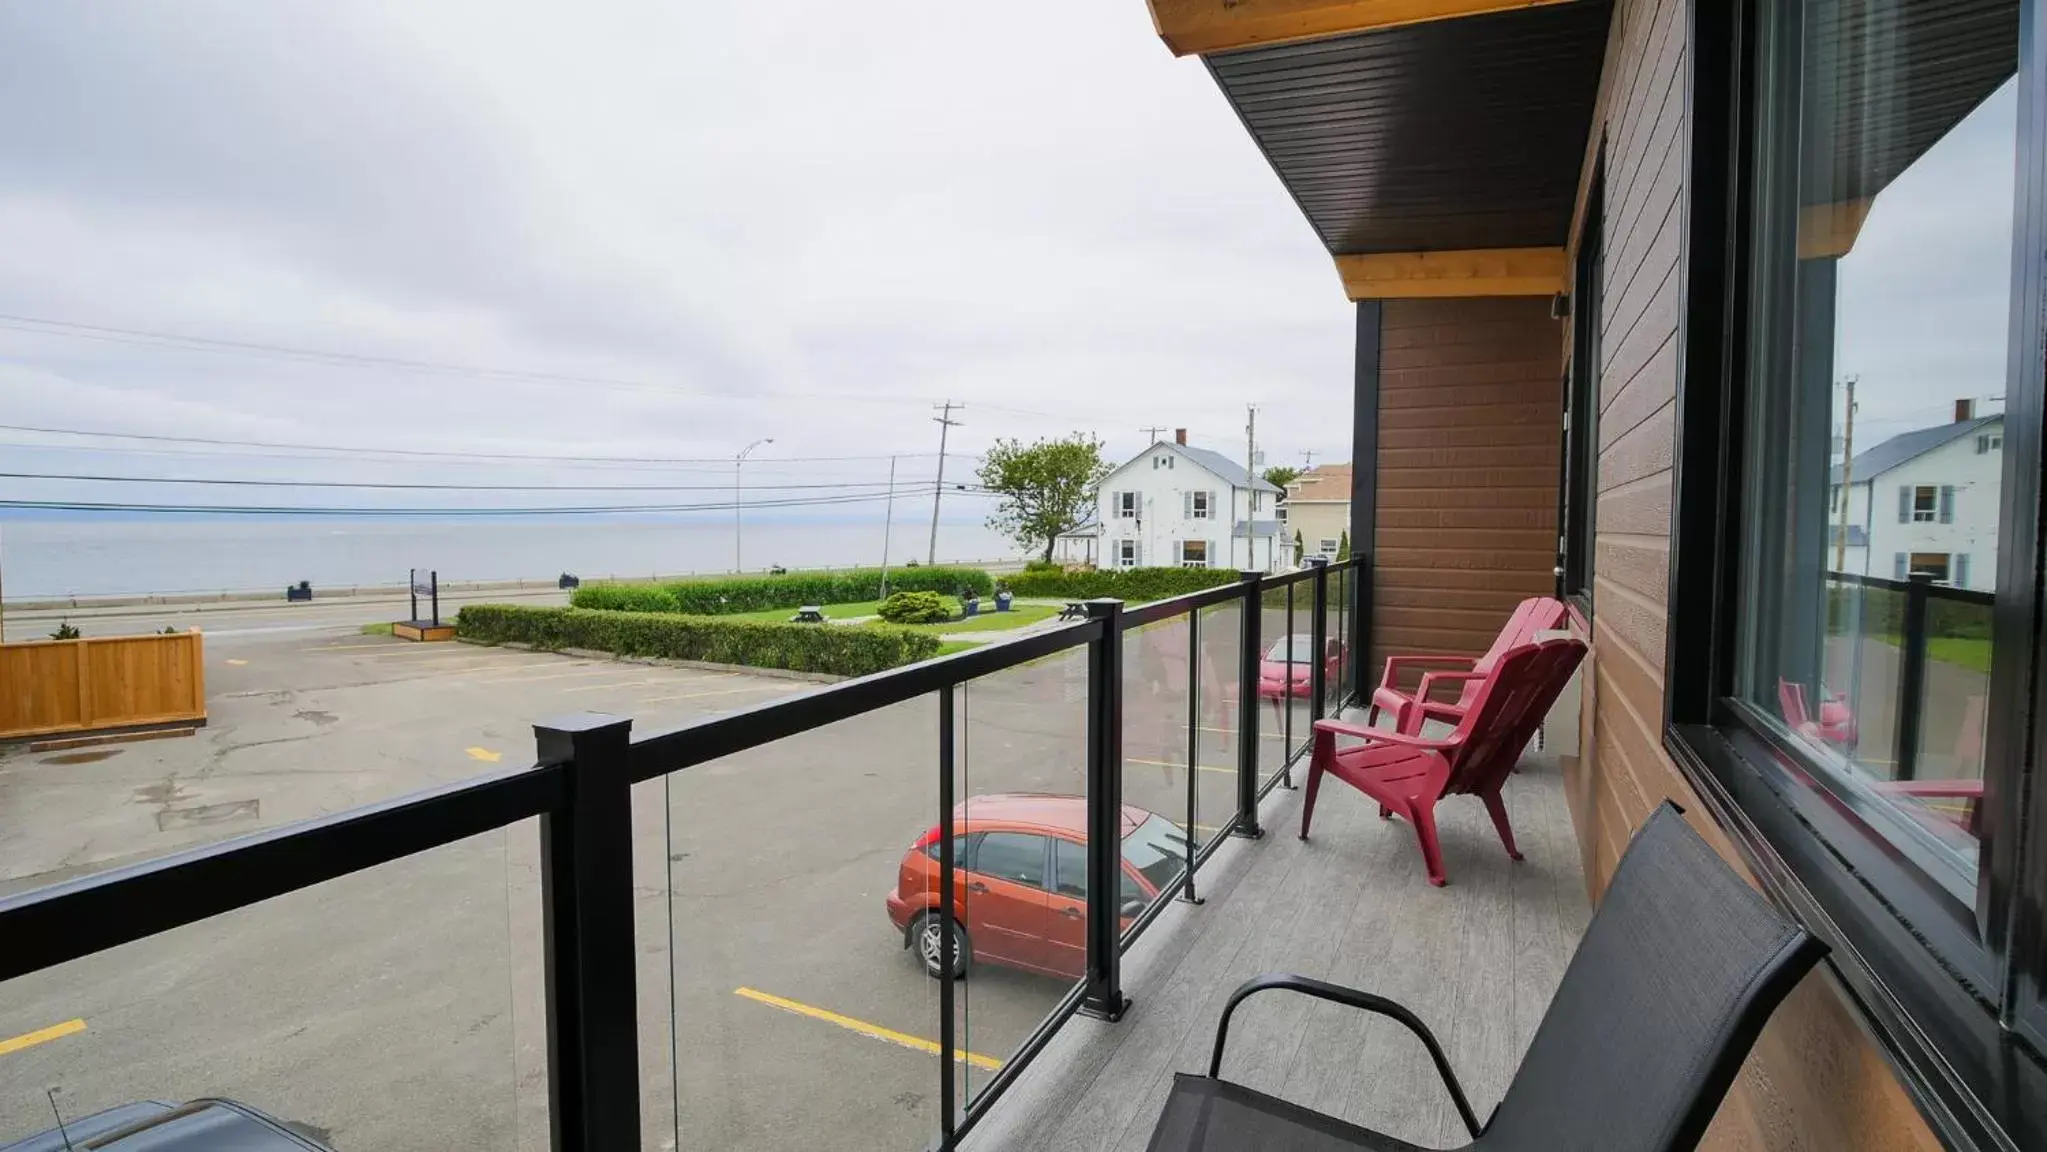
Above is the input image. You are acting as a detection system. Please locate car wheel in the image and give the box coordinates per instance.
[913,912,970,979]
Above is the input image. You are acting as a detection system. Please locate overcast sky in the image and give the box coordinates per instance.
[0,1,1358,512]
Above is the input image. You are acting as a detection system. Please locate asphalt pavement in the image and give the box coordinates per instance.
[0,611,1327,1151]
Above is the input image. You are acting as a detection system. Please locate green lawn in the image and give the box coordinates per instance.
[359,621,394,636]
[933,640,985,657]
[716,598,1056,634]
[1926,636,1993,675]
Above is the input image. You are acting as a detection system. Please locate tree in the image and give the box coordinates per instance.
[1337,530,1352,561]
[977,434,1112,563]
[1262,465,1301,497]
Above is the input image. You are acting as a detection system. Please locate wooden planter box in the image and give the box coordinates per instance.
[0,630,207,741]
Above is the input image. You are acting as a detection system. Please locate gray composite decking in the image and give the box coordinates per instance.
[963,739,1590,1152]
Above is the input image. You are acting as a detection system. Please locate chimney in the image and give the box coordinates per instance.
[1956,398,1975,422]
[1174,428,1187,446]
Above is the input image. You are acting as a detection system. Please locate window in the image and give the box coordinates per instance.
[1115,491,1138,519]
[1052,838,1087,898]
[1317,537,1339,557]
[1151,454,1174,470]
[1186,490,1212,520]
[1977,433,2003,453]
[1179,540,1207,568]
[1116,540,1139,568]
[923,834,972,863]
[1672,0,2043,1139]
[1560,154,1603,609]
[1120,813,1191,897]
[971,833,1046,888]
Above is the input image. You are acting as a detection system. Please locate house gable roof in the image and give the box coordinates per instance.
[1104,442,1282,493]
[1831,415,2001,485]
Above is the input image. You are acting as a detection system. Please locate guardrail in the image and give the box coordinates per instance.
[0,557,1363,1151]
[1825,570,1994,781]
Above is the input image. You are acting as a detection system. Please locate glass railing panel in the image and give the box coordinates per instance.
[955,649,1089,1109]
[1195,600,1243,850]
[661,697,941,1151]
[0,826,536,1150]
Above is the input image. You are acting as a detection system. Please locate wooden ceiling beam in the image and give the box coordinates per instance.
[1147,0,1579,57]
[1336,247,1567,299]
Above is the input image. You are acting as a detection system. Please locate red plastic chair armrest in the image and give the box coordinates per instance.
[1415,669,1487,702]
[1310,717,1454,753]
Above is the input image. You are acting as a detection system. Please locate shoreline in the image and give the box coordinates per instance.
[2,557,1024,613]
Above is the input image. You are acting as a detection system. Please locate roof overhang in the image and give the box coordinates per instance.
[1160,1,1612,299]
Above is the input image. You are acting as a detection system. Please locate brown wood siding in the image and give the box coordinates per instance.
[1565,0,1943,1146]
[1372,297,1562,679]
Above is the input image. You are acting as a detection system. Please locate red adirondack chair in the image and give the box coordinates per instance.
[1777,680,1858,747]
[1303,637,1588,887]
[1367,596,1567,735]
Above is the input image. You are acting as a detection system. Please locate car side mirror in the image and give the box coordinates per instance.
[1119,898,1147,919]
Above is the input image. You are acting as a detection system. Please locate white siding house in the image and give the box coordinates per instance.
[1086,436,1287,573]
[1830,414,2003,587]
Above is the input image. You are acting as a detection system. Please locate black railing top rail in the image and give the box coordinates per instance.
[0,760,564,983]
[625,615,1106,782]
[1825,569,1996,606]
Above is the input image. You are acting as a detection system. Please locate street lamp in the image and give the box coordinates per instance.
[735,438,773,573]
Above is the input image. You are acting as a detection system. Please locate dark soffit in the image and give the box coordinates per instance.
[1204,1,1614,256]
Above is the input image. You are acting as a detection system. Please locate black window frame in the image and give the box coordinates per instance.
[1560,150,1605,614]
[1665,0,2047,1146]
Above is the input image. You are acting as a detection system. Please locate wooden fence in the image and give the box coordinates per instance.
[0,630,207,740]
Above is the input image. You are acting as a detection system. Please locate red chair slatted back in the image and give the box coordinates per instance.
[1455,597,1570,710]
[1442,638,1587,797]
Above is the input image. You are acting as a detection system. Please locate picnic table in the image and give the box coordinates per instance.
[792,605,827,624]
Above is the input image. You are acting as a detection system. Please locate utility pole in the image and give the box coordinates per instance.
[928,401,963,565]
[1833,376,1857,572]
[1300,448,1317,470]
[879,456,898,599]
[1140,425,1167,444]
[1243,405,1258,571]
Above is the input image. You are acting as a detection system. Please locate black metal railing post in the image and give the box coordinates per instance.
[534,712,642,1152]
[1181,606,1203,904]
[937,683,959,1143]
[1309,557,1330,724]
[1349,556,1371,704]
[1081,598,1130,1021]
[1235,570,1265,839]
[1894,573,1931,782]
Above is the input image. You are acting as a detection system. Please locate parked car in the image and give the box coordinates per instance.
[885,794,1191,979]
[2,1098,333,1151]
[1258,635,1344,700]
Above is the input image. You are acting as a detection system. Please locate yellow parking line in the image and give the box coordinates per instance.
[733,987,1002,1070]
[557,675,721,694]
[466,665,645,687]
[635,683,793,705]
[1127,757,1235,775]
[0,1018,85,1057]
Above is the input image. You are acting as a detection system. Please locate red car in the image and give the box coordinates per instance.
[885,794,1191,979]
[1259,635,1344,700]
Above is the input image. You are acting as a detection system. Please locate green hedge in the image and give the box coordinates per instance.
[877,590,952,624]
[570,566,992,616]
[1827,584,1992,641]
[1001,566,1241,602]
[456,605,941,676]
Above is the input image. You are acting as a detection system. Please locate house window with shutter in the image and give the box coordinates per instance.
[1902,485,1939,522]
[1179,540,1208,568]
[1116,540,1139,568]
[1187,491,1212,520]
[1115,491,1138,519]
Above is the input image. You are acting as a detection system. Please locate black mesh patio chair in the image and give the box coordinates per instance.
[1146,803,1826,1152]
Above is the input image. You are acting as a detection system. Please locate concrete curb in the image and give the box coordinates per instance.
[459,639,847,684]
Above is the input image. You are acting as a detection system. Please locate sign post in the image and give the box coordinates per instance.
[394,569,453,642]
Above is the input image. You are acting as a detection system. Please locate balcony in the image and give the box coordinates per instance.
[0,557,1596,1151]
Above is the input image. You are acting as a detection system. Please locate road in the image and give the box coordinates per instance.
[1,586,572,644]
[0,612,1326,1150]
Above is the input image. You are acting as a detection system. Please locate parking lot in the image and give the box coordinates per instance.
[0,607,1321,1150]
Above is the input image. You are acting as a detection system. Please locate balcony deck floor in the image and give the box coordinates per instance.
[964,736,1589,1152]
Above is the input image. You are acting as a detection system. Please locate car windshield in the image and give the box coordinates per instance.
[1121,813,1194,893]
[1266,636,1316,663]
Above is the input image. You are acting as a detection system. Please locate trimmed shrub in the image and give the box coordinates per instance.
[878,590,951,624]
[1002,566,1239,602]
[570,583,681,613]
[456,605,941,676]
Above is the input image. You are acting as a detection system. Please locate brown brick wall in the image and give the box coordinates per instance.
[1563,0,1943,1147]
[1372,297,1562,678]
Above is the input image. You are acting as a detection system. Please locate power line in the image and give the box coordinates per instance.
[0,487,1001,518]
[0,470,927,492]
[0,422,944,466]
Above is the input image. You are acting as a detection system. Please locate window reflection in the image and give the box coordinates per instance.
[1738,0,2018,892]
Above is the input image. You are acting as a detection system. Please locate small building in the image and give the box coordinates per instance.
[1280,462,1352,562]
[1830,406,2003,587]
[1096,429,1286,572]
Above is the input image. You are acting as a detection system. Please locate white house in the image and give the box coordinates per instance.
[1829,410,2003,588]
[1068,431,1286,572]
